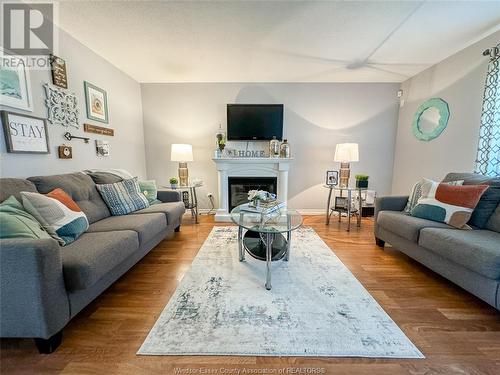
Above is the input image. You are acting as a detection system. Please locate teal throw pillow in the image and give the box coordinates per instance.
[0,196,51,239]
[139,180,159,204]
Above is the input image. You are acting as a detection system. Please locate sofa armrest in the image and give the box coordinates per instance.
[0,238,70,339]
[157,190,182,203]
[375,195,409,220]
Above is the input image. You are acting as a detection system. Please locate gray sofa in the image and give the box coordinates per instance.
[374,173,500,310]
[0,172,185,353]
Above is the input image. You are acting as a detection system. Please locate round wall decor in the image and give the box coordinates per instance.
[412,98,450,141]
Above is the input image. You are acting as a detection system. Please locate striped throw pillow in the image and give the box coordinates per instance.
[96,177,150,216]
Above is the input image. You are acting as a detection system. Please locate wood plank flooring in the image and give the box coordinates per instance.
[1,215,499,374]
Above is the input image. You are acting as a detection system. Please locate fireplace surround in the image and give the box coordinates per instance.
[212,157,293,221]
[228,176,277,211]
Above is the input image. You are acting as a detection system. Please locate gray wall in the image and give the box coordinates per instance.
[391,30,500,194]
[141,83,400,210]
[0,29,147,178]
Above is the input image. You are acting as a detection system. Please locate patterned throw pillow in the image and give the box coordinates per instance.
[21,190,89,245]
[0,196,52,240]
[96,177,150,216]
[139,180,160,204]
[411,178,488,228]
[404,179,464,214]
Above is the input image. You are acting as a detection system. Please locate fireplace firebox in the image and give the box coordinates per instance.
[228,177,277,211]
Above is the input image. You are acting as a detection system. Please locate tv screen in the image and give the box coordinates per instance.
[227,104,283,140]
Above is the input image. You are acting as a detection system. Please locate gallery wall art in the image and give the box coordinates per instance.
[84,81,109,123]
[0,55,33,112]
[1,110,49,154]
[44,83,80,128]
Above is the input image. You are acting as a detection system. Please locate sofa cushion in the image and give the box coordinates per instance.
[28,172,110,224]
[0,178,38,202]
[443,173,500,186]
[87,213,166,245]
[468,186,500,228]
[85,171,123,185]
[62,230,139,291]
[419,228,500,279]
[486,204,500,233]
[377,211,451,242]
[134,201,185,225]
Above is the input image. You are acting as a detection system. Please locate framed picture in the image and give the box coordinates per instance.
[95,140,110,156]
[1,110,49,154]
[326,170,339,186]
[0,55,33,111]
[50,55,68,89]
[84,81,109,123]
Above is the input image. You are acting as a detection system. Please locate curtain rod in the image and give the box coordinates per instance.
[483,46,499,57]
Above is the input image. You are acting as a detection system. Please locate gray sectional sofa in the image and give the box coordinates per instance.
[375,173,500,310]
[0,172,185,353]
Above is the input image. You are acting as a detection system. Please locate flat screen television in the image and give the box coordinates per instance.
[227,104,283,140]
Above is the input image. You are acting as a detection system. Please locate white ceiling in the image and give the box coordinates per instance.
[58,1,500,83]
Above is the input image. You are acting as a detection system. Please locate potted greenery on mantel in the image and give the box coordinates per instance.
[355,174,369,188]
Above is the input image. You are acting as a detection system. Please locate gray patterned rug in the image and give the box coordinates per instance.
[138,227,423,358]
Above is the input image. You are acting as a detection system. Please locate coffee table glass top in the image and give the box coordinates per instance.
[230,204,303,234]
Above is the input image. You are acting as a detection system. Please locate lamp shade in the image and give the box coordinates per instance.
[334,143,359,162]
[171,144,193,162]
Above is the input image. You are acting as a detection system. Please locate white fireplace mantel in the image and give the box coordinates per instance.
[212,157,293,222]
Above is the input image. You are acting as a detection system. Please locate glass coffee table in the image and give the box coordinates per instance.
[230,204,303,290]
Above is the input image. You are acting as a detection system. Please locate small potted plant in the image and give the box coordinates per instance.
[169,177,178,189]
[355,174,369,188]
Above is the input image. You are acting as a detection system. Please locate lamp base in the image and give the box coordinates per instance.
[178,162,188,187]
[339,162,350,188]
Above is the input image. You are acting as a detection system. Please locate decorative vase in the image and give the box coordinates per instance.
[171,183,178,189]
[269,136,280,157]
[356,180,368,188]
[280,139,290,158]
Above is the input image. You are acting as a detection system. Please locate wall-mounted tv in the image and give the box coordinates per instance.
[227,104,283,141]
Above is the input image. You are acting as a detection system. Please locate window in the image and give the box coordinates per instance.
[475,44,500,177]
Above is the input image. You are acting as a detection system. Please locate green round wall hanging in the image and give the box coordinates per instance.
[412,98,450,141]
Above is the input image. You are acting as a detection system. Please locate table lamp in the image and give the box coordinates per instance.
[334,143,359,188]
[171,144,193,187]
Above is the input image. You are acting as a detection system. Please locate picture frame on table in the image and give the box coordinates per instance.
[326,170,339,186]
[1,110,50,154]
[84,81,109,123]
[0,54,33,112]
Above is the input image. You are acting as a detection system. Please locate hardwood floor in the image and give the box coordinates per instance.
[1,215,499,374]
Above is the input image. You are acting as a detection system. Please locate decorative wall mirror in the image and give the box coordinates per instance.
[412,98,450,141]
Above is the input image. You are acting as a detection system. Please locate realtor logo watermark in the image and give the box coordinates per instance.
[1,2,57,69]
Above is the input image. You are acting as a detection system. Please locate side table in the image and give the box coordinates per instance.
[324,185,366,231]
[162,184,202,224]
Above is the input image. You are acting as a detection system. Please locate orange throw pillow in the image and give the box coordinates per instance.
[46,188,82,212]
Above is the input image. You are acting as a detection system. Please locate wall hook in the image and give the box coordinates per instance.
[64,132,90,143]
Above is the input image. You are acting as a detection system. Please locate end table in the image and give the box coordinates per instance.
[324,185,366,231]
[162,184,202,224]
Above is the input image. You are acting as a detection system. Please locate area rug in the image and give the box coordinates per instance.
[138,226,423,358]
